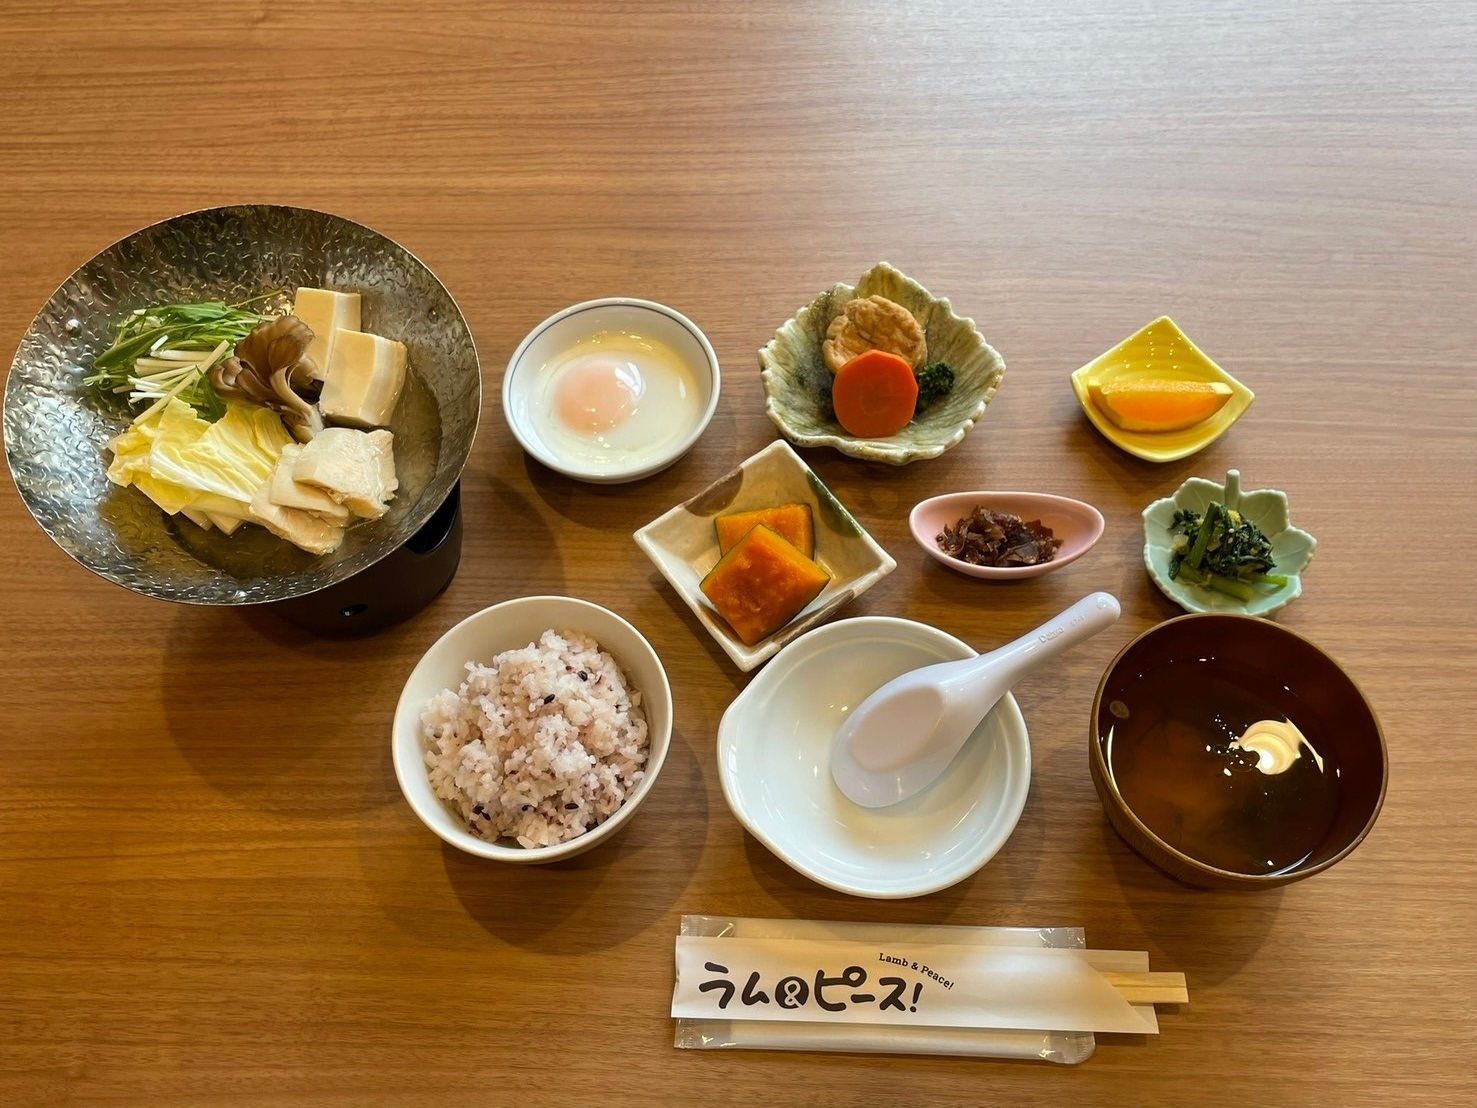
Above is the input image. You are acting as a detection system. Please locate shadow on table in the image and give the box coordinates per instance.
[1099,819,1285,986]
[161,604,412,817]
[459,472,565,599]
[437,721,709,953]
[520,446,706,526]
[642,565,754,689]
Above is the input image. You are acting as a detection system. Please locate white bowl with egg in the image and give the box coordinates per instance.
[502,298,721,483]
[392,595,673,862]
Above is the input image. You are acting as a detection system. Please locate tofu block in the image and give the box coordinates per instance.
[292,288,361,382]
[267,443,351,523]
[291,427,398,520]
[319,329,407,428]
[249,481,346,555]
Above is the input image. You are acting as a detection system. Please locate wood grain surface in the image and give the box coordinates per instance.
[2,2,1474,1105]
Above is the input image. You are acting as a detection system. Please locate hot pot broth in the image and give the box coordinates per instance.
[1102,656,1340,875]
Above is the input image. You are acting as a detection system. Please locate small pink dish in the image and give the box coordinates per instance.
[909,491,1106,580]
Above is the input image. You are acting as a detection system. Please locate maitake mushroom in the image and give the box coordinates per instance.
[210,317,324,442]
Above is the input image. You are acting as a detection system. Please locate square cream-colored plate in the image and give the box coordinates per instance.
[634,439,896,671]
[1070,316,1254,463]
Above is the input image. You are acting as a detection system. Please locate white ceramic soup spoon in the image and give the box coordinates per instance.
[830,591,1121,808]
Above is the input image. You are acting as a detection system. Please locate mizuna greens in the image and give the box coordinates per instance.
[84,296,278,420]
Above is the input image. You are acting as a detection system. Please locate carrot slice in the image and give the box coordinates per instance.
[831,349,919,438]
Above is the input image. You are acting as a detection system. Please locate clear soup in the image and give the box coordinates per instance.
[1103,657,1340,876]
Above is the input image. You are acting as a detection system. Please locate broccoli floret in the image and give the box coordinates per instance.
[914,361,955,413]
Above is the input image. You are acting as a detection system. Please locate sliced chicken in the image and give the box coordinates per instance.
[267,443,351,522]
[291,427,398,520]
[249,482,346,555]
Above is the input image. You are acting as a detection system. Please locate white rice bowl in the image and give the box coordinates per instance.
[421,630,649,848]
[392,596,673,862]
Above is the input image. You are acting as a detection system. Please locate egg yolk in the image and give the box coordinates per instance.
[554,357,644,433]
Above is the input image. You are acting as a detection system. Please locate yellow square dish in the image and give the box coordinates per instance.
[1070,316,1254,463]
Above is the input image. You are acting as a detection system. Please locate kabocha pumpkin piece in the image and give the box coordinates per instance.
[700,524,831,645]
[714,502,816,558]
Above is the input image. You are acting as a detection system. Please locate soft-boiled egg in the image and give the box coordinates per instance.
[531,330,702,472]
[553,355,644,433]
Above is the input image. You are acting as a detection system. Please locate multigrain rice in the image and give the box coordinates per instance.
[420,628,649,848]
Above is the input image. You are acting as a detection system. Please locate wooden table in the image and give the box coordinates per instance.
[3,2,1473,1104]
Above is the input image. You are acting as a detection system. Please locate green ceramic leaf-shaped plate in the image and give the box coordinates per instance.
[759,262,1006,465]
[1143,469,1317,617]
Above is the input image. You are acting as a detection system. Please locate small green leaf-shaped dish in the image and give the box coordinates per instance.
[759,262,1006,465]
[1143,469,1317,617]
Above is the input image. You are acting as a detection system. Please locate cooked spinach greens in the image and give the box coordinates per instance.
[1168,502,1287,601]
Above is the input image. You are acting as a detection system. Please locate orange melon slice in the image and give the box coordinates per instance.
[1087,379,1234,433]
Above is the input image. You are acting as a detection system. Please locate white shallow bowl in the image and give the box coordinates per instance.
[502,298,721,483]
[909,491,1106,580]
[718,616,1032,898]
[392,595,674,862]
[1143,469,1316,617]
[635,439,897,671]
